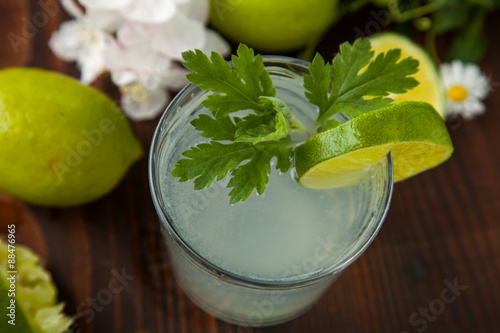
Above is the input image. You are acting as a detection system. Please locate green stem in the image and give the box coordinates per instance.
[283,109,309,134]
[298,35,322,62]
[389,0,446,23]
[425,28,440,66]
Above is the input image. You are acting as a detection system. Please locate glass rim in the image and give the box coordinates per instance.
[148,56,394,289]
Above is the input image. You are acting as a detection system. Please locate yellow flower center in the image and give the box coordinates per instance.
[448,85,468,102]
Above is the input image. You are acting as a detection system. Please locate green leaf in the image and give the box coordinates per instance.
[190,114,236,141]
[432,0,470,33]
[175,44,297,204]
[306,39,419,128]
[172,140,292,203]
[182,44,276,118]
[304,54,331,116]
[234,112,290,144]
[227,142,292,204]
[317,118,341,132]
[447,10,487,63]
[259,96,307,132]
[174,39,421,205]
[172,141,255,190]
[232,44,276,101]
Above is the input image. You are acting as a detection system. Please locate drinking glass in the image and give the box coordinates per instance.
[149,56,394,327]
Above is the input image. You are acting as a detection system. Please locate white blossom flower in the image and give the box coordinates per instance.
[120,83,170,121]
[440,60,491,120]
[48,17,113,84]
[49,1,123,84]
[50,0,230,120]
[80,0,184,23]
[78,0,133,11]
[106,41,189,119]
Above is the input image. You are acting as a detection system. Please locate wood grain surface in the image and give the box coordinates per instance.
[1,1,499,332]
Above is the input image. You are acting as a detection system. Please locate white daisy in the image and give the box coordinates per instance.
[440,60,491,120]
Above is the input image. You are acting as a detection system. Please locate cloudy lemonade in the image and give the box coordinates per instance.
[149,57,393,326]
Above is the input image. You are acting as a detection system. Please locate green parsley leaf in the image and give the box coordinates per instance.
[233,96,303,144]
[173,39,420,204]
[305,38,419,131]
[234,112,290,144]
[227,141,292,204]
[190,114,236,141]
[174,44,296,203]
[172,140,292,204]
[182,44,276,118]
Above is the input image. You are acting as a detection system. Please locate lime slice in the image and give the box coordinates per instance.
[0,239,73,333]
[369,32,447,118]
[295,101,453,189]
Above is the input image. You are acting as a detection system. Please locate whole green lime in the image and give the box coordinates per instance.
[209,0,339,52]
[0,67,142,206]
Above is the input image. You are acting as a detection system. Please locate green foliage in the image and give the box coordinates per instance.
[173,44,295,203]
[446,9,487,63]
[182,44,276,118]
[305,39,419,131]
[173,40,419,203]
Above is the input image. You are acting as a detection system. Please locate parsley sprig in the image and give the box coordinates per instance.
[306,39,419,131]
[172,39,419,204]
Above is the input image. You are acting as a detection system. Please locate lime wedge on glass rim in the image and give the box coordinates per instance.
[294,101,453,189]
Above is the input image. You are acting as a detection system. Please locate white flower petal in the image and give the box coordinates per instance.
[474,77,490,99]
[440,63,455,88]
[61,0,84,18]
[202,29,231,57]
[121,0,177,24]
[446,100,465,117]
[151,12,205,60]
[49,20,85,61]
[451,60,465,84]
[463,64,481,84]
[462,97,485,120]
[110,70,137,86]
[50,18,111,84]
[116,22,161,47]
[179,0,208,23]
[106,42,173,90]
[120,84,169,120]
[79,51,106,84]
[79,0,133,10]
[85,9,125,32]
[161,64,189,90]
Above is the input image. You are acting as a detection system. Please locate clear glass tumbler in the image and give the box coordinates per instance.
[149,56,394,327]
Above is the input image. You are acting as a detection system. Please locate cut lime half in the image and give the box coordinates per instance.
[0,239,73,333]
[369,32,447,118]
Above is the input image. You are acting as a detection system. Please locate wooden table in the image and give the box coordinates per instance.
[1,1,499,332]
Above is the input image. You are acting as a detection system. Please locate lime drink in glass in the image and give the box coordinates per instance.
[149,56,394,327]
